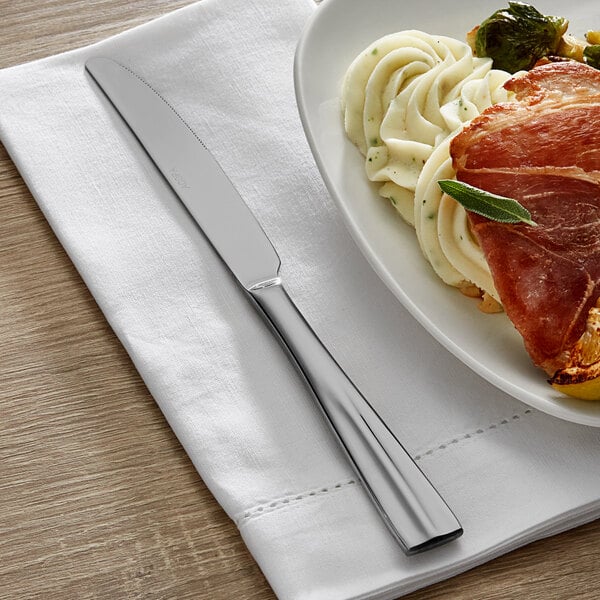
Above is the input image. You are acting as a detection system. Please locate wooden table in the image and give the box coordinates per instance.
[1,1,599,598]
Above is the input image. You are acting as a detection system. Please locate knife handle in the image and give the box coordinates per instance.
[248,281,462,554]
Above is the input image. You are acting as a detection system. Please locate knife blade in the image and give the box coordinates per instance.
[85,56,462,554]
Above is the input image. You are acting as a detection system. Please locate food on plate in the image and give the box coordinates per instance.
[437,180,536,226]
[341,5,600,399]
[551,304,600,399]
[467,2,567,72]
[468,2,600,73]
[341,30,512,307]
[583,36,600,70]
[450,61,600,390]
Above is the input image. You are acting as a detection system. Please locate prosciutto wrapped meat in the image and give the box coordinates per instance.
[450,62,600,375]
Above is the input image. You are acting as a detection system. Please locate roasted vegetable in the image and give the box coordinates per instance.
[587,31,600,45]
[474,2,568,73]
[584,45,600,70]
[557,34,586,62]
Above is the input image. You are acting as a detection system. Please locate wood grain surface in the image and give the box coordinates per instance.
[1,2,599,599]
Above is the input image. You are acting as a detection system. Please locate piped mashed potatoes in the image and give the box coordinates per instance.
[341,30,516,307]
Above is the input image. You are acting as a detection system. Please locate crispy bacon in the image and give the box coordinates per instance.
[450,62,600,374]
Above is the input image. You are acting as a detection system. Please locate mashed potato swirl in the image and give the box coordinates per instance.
[341,30,513,301]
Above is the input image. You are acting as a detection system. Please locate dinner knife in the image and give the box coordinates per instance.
[85,56,462,554]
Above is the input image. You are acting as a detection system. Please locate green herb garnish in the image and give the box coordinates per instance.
[438,179,537,226]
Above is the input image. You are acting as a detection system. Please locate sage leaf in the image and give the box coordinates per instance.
[438,179,537,226]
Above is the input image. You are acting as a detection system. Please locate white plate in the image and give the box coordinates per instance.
[294,0,600,426]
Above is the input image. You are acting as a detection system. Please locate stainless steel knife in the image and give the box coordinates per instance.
[85,56,462,554]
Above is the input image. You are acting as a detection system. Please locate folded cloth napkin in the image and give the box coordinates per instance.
[2,0,600,598]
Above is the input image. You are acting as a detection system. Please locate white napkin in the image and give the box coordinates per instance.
[1,0,600,598]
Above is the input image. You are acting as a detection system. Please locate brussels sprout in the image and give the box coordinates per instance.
[475,2,568,73]
[584,45,600,70]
